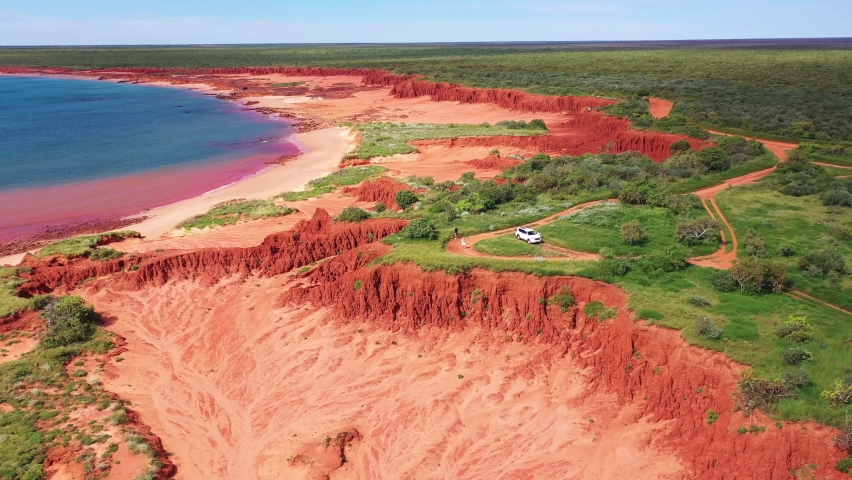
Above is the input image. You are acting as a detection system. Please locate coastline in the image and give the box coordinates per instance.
[0,73,351,266]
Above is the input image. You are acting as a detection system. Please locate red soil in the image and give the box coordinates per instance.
[19,209,405,293]
[282,257,846,479]
[465,154,523,170]
[425,113,707,162]
[342,177,412,210]
[649,98,674,119]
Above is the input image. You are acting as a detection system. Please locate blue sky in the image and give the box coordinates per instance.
[1,1,849,45]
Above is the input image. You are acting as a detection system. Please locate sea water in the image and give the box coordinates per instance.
[0,75,298,243]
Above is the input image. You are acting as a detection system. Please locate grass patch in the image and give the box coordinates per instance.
[474,235,555,257]
[270,81,304,87]
[0,267,29,319]
[276,165,386,201]
[544,203,719,257]
[715,184,852,311]
[583,301,617,321]
[177,199,293,230]
[37,231,139,258]
[348,122,546,159]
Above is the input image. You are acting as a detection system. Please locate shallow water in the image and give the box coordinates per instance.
[0,76,297,242]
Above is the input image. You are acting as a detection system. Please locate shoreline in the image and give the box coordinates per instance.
[0,73,350,266]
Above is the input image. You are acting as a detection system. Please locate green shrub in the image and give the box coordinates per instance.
[395,190,419,210]
[711,271,737,292]
[775,315,814,343]
[336,206,371,223]
[688,296,711,307]
[821,378,852,407]
[695,316,722,340]
[401,219,438,239]
[88,248,123,261]
[373,202,387,213]
[670,139,691,154]
[804,248,847,274]
[706,409,719,425]
[549,286,575,312]
[781,369,811,389]
[40,296,98,348]
[177,199,292,230]
[835,457,852,474]
[782,347,813,365]
[777,244,795,257]
[584,301,617,321]
[743,229,768,258]
[619,220,646,245]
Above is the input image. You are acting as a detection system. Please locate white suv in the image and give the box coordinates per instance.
[515,227,542,244]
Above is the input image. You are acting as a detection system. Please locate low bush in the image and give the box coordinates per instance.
[706,409,719,425]
[373,202,387,213]
[88,248,123,261]
[775,315,814,343]
[735,372,793,411]
[743,229,767,258]
[177,199,292,230]
[583,301,617,321]
[695,316,722,340]
[395,190,419,210]
[782,347,813,365]
[336,206,371,223]
[711,270,738,292]
[821,378,852,407]
[40,296,98,348]
[777,244,795,257]
[619,220,646,245]
[781,369,811,389]
[803,248,847,274]
[688,296,711,307]
[401,219,438,239]
[549,286,575,312]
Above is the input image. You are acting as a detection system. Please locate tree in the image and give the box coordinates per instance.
[395,190,419,210]
[729,258,789,294]
[620,220,646,245]
[675,217,721,245]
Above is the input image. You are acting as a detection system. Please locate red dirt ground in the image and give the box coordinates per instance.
[649,98,674,119]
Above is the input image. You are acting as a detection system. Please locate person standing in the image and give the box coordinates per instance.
[454,227,459,239]
[461,237,467,249]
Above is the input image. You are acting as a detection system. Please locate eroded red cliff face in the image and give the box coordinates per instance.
[342,177,412,209]
[281,253,847,479]
[20,210,405,293]
[427,113,708,162]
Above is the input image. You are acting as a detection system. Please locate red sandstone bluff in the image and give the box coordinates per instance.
[15,209,844,479]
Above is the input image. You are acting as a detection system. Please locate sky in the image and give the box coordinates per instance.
[1,0,850,45]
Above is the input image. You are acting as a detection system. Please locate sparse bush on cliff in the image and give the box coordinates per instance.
[695,316,722,340]
[277,166,387,202]
[40,296,98,348]
[177,199,293,230]
[37,231,139,258]
[583,301,617,321]
[548,286,575,312]
[373,202,387,213]
[706,409,719,425]
[401,219,438,240]
[395,190,419,210]
[88,248,123,261]
[735,372,793,411]
[821,378,852,407]
[336,206,371,223]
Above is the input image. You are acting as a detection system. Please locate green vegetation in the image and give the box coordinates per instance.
[336,206,372,223]
[706,409,720,425]
[395,190,419,210]
[475,236,553,257]
[277,165,386,201]
[715,183,852,310]
[270,81,304,87]
[37,231,138,258]
[5,45,851,140]
[583,301,617,321]
[177,199,293,230]
[0,267,29,319]
[348,122,545,159]
[545,203,719,257]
